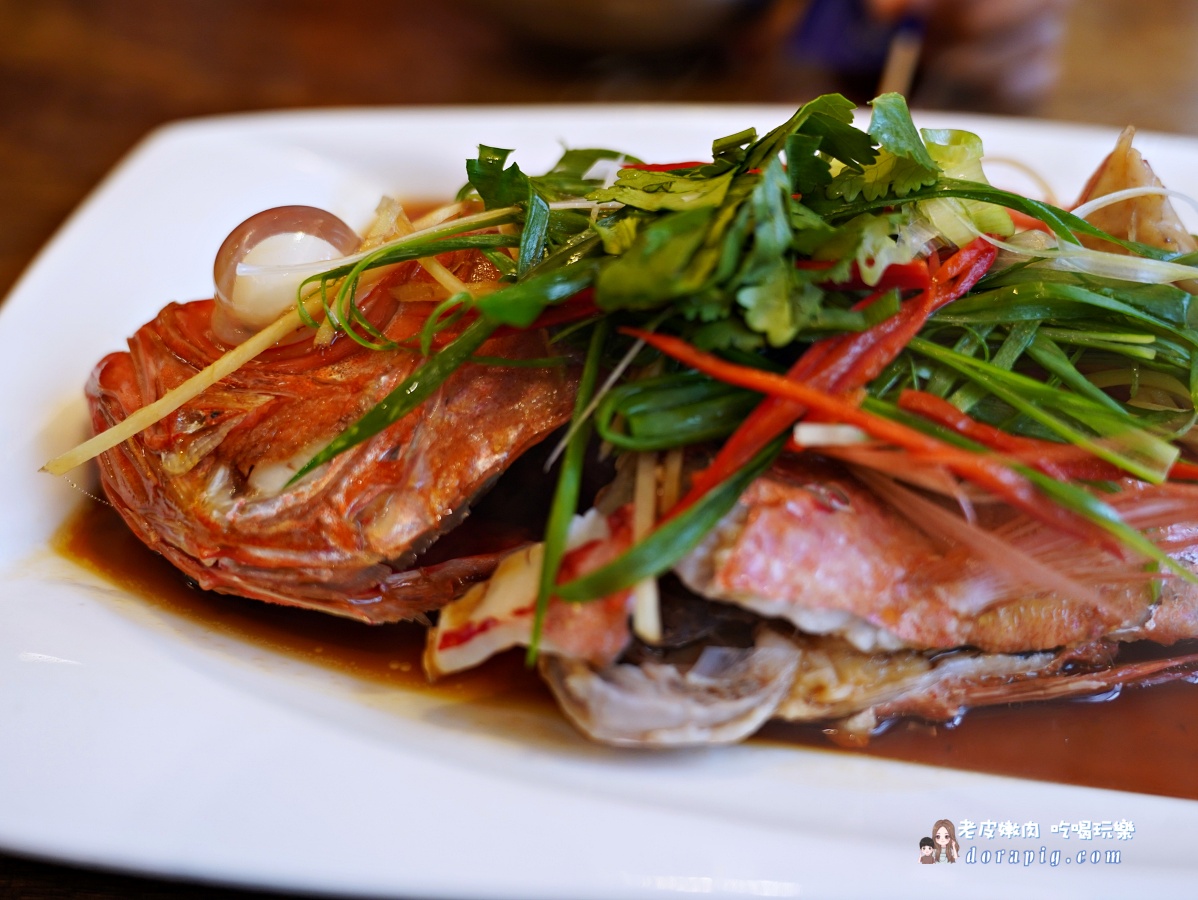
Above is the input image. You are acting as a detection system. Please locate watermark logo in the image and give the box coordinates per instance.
[917,819,961,864]
[919,817,1133,867]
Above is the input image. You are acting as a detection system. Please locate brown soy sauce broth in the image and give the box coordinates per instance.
[53,500,549,707]
[761,674,1198,800]
[56,500,1198,800]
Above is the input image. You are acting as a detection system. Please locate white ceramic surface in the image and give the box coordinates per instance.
[2,106,1196,899]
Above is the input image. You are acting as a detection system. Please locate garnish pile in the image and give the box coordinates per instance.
[283,93,1198,650]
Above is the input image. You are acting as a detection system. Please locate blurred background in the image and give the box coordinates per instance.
[2,0,1198,894]
[4,0,1198,301]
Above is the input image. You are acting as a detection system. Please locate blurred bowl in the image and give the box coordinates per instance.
[474,0,770,52]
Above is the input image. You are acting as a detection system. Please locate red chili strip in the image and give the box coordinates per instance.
[899,388,1198,485]
[628,328,1122,552]
[795,258,931,293]
[1169,461,1198,481]
[898,390,1041,453]
[898,389,1119,482]
[673,237,997,516]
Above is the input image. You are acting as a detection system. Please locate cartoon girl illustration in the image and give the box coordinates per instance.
[931,819,960,863]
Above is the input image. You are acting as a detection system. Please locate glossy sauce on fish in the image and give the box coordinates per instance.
[56,499,1198,800]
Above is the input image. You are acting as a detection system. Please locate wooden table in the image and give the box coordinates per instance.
[2,0,1196,895]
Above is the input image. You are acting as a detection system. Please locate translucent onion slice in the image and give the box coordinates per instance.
[1071,185,1198,222]
[212,206,360,343]
[978,223,1198,284]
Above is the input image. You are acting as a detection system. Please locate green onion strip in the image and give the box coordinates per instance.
[288,315,500,484]
[909,336,1179,483]
[554,437,784,602]
[528,318,610,661]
